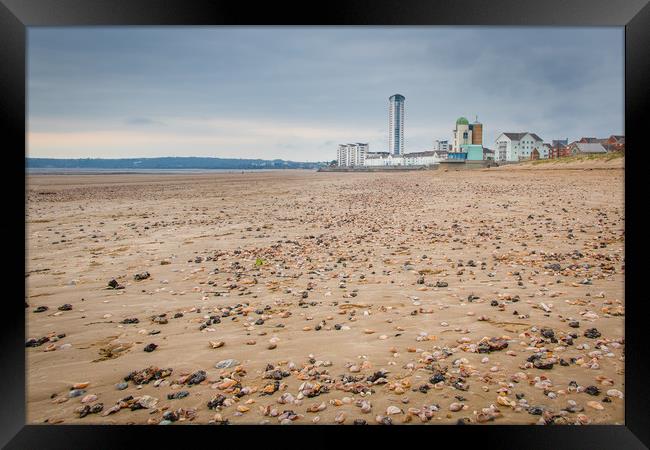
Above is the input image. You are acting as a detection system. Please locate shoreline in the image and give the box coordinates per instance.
[26,168,318,175]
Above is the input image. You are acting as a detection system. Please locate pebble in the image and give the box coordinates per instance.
[215,359,239,369]
[587,401,604,410]
[386,406,402,415]
[606,389,623,399]
[449,402,463,412]
[81,394,97,403]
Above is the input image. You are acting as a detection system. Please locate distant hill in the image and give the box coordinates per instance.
[26,157,324,170]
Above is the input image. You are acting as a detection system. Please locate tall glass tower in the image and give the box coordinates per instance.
[388,94,405,155]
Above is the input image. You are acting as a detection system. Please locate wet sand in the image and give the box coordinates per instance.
[26,166,624,425]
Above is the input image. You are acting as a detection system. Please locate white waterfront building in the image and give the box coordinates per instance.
[364,151,442,167]
[494,132,547,161]
[388,94,405,155]
[337,143,369,167]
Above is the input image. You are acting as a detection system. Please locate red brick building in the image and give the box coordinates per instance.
[604,135,625,152]
[577,135,625,152]
[548,142,571,159]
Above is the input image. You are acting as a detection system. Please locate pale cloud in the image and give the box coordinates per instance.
[27,116,384,160]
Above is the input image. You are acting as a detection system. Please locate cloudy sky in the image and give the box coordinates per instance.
[28,27,624,161]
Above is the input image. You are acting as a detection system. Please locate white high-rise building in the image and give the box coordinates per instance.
[388,94,405,155]
[434,140,450,152]
[337,143,369,167]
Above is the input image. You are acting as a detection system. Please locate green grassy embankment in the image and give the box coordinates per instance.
[530,152,624,165]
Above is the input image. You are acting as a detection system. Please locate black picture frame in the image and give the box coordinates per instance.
[2,0,648,448]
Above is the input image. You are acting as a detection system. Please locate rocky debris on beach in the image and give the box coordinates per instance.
[476,337,509,353]
[75,403,104,418]
[124,367,173,385]
[26,332,66,348]
[107,279,125,290]
[99,394,160,417]
[178,370,207,386]
[120,318,139,324]
[134,271,150,281]
[26,169,625,425]
[167,391,190,400]
[94,342,134,362]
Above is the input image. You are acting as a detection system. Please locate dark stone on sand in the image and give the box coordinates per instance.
[89,403,104,414]
[584,328,601,339]
[533,359,554,370]
[163,411,179,422]
[134,272,150,281]
[477,337,509,353]
[26,336,50,347]
[367,370,388,383]
[207,394,227,409]
[430,373,446,384]
[121,318,139,324]
[187,370,207,385]
[540,328,555,339]
[167,391,190,400]
[544,263,562,272]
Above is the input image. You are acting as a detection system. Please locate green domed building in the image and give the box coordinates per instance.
[452,116,482,152]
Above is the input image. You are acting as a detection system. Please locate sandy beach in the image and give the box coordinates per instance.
[25,165,625,425]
